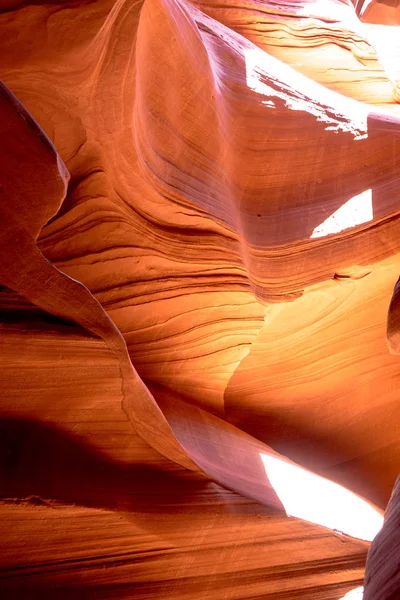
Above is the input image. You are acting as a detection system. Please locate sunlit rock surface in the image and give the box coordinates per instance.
[0,0,399,596]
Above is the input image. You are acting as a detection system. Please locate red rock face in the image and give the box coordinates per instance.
[0,0,399,597]
[361,0,400,25]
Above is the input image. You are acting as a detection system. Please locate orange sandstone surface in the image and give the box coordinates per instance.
[0,0,399,597]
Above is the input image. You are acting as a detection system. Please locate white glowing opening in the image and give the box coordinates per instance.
[363,25,400,89]
[310,189,373,238]
[296,0,360,27]
[340,587,364,600]
[260,453,383,541]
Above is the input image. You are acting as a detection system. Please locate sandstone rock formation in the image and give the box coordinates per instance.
[0,0,399,597]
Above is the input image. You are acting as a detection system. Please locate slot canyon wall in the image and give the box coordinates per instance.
[0,0,400,597]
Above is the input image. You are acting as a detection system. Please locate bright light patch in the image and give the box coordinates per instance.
[296,0,360,27]
[310,189,373,238]
[245,49,276,106]
[363,25,400,90]
[243,47,369,139]
[260,453,383,541]
[340,587,364,600]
